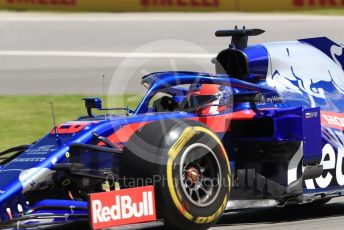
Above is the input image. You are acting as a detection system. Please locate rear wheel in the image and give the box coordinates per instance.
[120,119,231,230]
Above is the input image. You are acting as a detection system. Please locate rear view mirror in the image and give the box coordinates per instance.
[83,98,102,117]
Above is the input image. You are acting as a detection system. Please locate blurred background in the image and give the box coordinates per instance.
[0,0,343,149]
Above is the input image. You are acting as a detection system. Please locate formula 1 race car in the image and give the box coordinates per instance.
[1,28,344,230]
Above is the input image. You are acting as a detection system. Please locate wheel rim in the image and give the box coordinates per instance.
[179,143,222,208]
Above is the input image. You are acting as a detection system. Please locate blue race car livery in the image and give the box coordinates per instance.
[1,28,344,230]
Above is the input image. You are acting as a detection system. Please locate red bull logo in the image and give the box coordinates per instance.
[89,186,157,229]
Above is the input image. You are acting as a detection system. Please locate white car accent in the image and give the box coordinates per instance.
[287,143,303,185]
[264,41,344,107]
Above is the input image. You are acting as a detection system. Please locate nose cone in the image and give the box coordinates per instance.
[0,170,21,196]
[0,170,24,220]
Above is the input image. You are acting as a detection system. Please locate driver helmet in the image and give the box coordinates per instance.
[188,83,232,115]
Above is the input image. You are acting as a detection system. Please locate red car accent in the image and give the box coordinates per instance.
[51,121,97,134]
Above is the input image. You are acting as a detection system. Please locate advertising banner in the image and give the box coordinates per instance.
[0,0,236,12]
[0,0,343,12]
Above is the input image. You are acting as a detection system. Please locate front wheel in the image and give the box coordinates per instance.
[120,119,231,230]
[309,198,331,206]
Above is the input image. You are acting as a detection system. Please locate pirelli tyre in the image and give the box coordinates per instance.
[309,198,332,206]
[120,119,231,230]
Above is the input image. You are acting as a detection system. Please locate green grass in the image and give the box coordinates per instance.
[0,95,140,152]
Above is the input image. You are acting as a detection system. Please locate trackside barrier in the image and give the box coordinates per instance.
[239,0,344,11]
[0,0,235,12]
[0,0,344,12]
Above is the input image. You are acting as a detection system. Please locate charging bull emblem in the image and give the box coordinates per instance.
[264,38,344,112]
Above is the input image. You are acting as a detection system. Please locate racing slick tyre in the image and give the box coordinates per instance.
[120,119,231,230]
[310,198,332,206]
